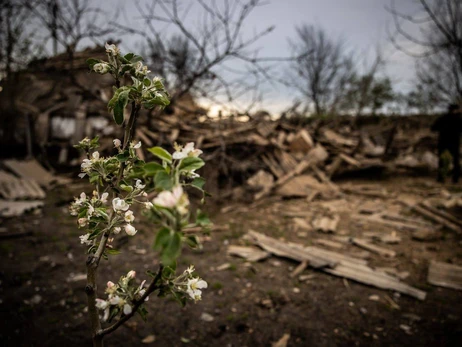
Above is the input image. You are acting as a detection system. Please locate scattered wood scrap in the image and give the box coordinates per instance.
[412,229,442,242]
[407,202,462,234]
[350,238,396,258]
[0,172,46,200]
[312,215,340,233]
[244,230,426,300]
[427,261,462,291]
[0,200,44,217]
[3,159,66,187]
[227,245,270,262]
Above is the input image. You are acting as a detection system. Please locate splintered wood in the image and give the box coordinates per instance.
[428,261,462,291]
[242,230,426,300]
[227,245,270,262]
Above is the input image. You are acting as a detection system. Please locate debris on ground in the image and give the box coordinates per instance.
[427,260,462,290]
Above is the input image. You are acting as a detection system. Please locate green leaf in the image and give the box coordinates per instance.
[86,58,100,69]
[196,209,211,227]
[143,78,151,87]
[106,248,121,255]
[161,232,182,266]
[191,177,206,190]
[113,101,124,125]
[154,171,172,191]
[129,54,143,63]
[116,151,130,162]
[120,184,134,192]
[138,306,148,322]
[148,147,172,164]
[144,162,165,176]
[124,53,135,61]
[184,235,200,249]
[153,227,171,251]
[118,90,130,108]
[179,157,205,172]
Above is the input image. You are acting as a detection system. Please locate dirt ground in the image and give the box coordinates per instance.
[1,175,462,347]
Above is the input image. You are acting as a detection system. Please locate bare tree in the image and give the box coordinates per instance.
[0,0,40,80]
[339,54,395,116]
[289,24,355,116]
[388,0,462,105]
[114,0,290,115]
[23,0,115,58]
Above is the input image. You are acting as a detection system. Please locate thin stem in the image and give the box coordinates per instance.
[86,101,141,346]
[96,265,164,338]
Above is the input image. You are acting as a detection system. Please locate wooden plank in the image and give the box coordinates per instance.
[4,159,56,187]
[246,230,425,300]
[255,145,328,200]
[427,261,462,291]
[227,245,270,262]
[246,230,337,268]
[326,264,426,300]
[0,200,44,217]
[351,238,396,258]
[411,204,462,234]
[420,202,462,229]
[312,215,340,233]
[314,239,344,249]
[352,214,426,232]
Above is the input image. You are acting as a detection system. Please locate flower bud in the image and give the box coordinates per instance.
[125,224,137,236]
[93,63,110,74]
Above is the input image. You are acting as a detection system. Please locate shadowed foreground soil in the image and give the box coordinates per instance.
[1,176,462,346]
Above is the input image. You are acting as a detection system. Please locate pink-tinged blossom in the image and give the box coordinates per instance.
[153,186,184,208]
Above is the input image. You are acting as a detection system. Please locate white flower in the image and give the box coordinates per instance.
[75,192,87,205]
[153,186,184,208]
[87,205,94,217]
[113,139,121,148]
[127,270,136,279]
[123,303,132,315]
[125,224,137,236]
[95,299,108,310]
[100,192,109,203]
[113,226,121,234]
[105,42,119,56]
[107,281,115,289]
[152,76,162,83]
[78,218,88,228]
[124,210,135,223]
[186,278,208,302]
[78,173,87,179]
[139,289,146,296]
[133,141,142,149]
[135,179,145,190]
[112,198,129,212]
[189,148,203,157]
[173,142,203,160]
[81,159,92,171]
[142,192,148,197]
[109,295,121,305]
[92,151,100,160]
[173,142,193,159]
[185,265,195,275]
[79,233,92,245]
[144,202,153,209]
[93,63,110,74]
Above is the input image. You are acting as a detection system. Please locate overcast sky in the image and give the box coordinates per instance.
[98,0,420,114]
